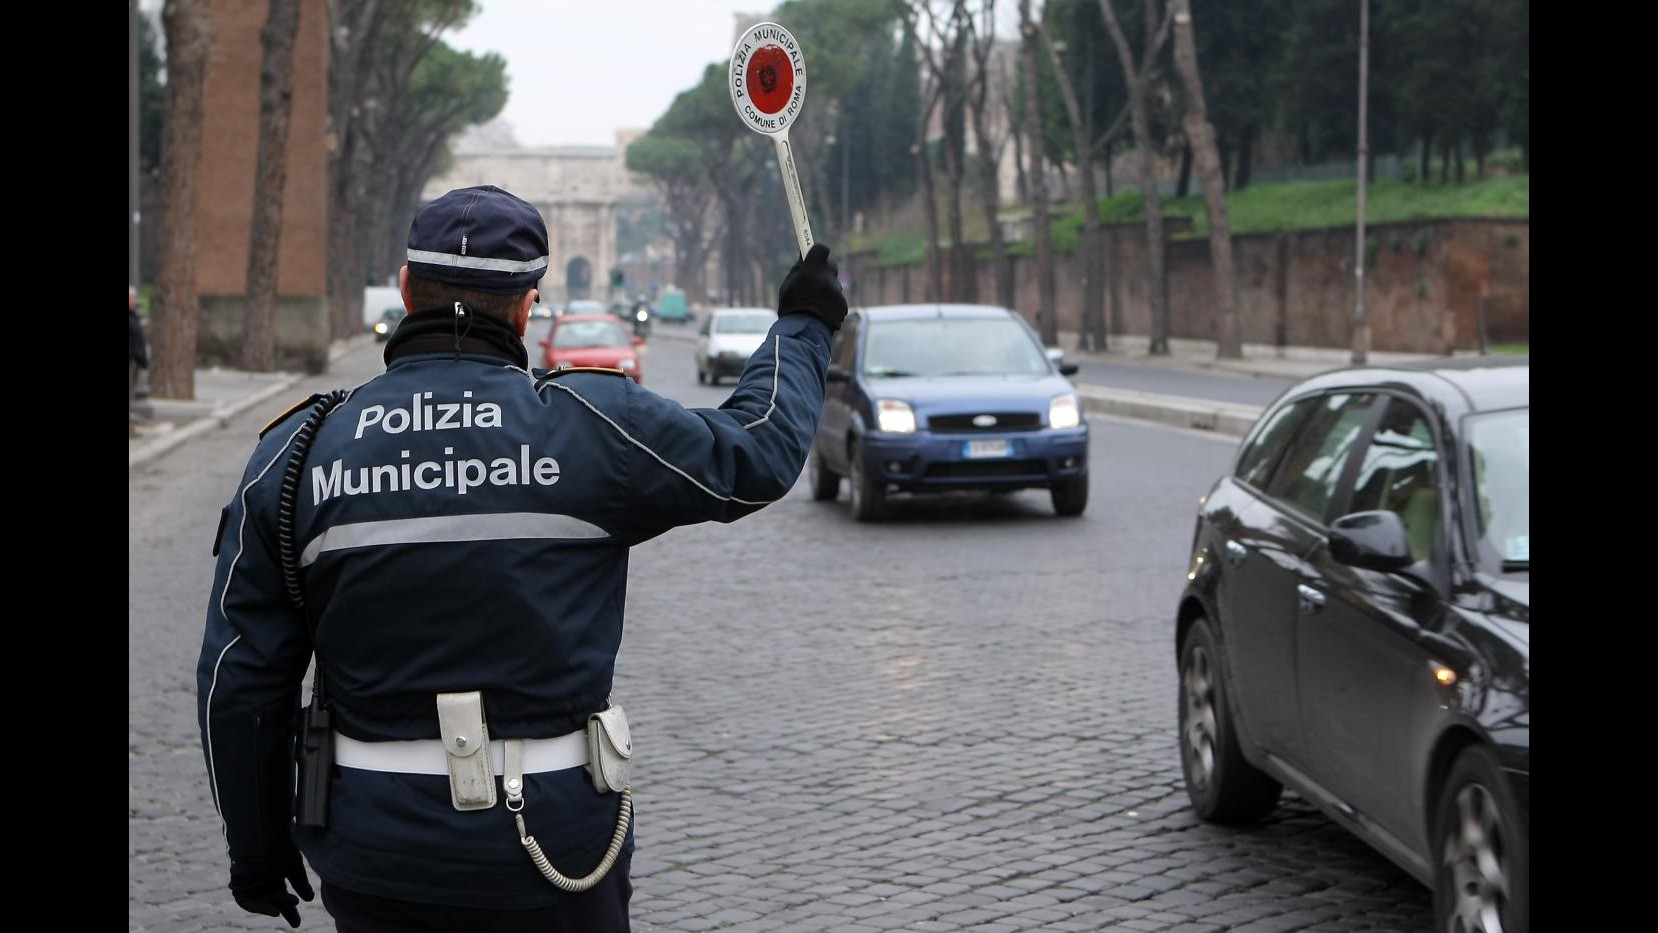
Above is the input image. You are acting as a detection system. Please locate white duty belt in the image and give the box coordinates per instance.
[332,729,588,776]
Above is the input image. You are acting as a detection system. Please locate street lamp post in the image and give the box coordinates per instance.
[1351,0,1370,365]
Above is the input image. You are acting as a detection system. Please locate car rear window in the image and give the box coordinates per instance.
[714,312,776,334]
[862,317,1048,377]
[553,320,627,348]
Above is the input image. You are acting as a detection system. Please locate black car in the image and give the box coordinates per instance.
[1175,357,1528,932]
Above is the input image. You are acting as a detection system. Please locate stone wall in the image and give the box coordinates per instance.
[847,218,1530,354]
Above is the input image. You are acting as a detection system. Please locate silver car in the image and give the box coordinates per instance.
[696,308,778,386]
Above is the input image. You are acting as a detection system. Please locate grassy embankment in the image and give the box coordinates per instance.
[855,174,1530,266]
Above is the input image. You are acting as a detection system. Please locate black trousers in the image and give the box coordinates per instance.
[320,854,631,933]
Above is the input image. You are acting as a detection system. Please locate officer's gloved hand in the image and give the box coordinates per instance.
[778,243,848,333]
[230,851,314,928]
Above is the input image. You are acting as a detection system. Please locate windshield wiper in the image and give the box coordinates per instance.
[1501,560,1530,572]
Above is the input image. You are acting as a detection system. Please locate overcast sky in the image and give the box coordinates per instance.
[138,1,1027,149]
[446,1,766,147]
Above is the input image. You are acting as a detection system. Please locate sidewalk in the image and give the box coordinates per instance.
[128,336,375,469]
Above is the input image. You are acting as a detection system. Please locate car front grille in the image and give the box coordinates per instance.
[924,459,1048,479]
[927,412,1043,432]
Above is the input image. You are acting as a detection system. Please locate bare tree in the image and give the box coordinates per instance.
[907,1,976,302]
[1098,0,1173,353]
[326,0,386,341]
[1169,0,1241,358]
[913,69,945,301]
[966,1,1014,309]
[151,0,212,399]
[242,0,303,372]
[1038,18,1140,353]
[1019,0,1056,345]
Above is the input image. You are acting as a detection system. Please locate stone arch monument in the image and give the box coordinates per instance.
[422,131,648,306]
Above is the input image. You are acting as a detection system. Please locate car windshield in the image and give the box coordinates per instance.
[714,312,775,334]
[553,320,627,348]
[862,317,1049,377]
[1467,408,1529,569]
[567,301,606,315]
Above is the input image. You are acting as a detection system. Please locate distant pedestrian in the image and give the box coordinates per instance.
[129,286,148,436]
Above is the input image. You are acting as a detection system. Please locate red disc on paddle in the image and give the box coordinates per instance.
[746,46,794,115]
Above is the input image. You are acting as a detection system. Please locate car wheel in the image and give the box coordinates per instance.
[809,446,840,501]
[1050,473,1089,516]
[847,439,886,522]
[709,370,721,386]
[1434,744,1528,933]
[696,365,707,385]
[1179,618,1282,823]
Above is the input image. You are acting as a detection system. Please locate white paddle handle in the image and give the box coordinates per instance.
[773,132,814,258]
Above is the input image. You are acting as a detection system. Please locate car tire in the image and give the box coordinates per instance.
[709,371,721,386]
[809,446,840,501]
[1179,618,1282,823]
[1050,473,1089,516]
[1433,744,1528,933]
[696,366,707,385]
[847,439,886,522]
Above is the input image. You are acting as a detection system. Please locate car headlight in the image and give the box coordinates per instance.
[618,358,637,371]
[373,322,388,334]
[876,399,917,433]
[1049,392,1081,429]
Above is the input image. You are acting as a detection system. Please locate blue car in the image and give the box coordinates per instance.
[809,304,1088,520]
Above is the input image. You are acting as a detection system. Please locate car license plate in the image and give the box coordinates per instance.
[963,439,1011,459]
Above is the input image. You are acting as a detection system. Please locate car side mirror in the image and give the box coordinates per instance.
[826,365,850,384]
[632,335,645,346]
[1059,362,1080,376]
[538,339,550,349]
[1329,510,1414,572]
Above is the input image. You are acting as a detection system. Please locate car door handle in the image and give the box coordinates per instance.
[1297,583,1326,614]
[1224,540,1248,566]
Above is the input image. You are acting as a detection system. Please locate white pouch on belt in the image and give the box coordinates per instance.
[586,705,632,793]
[437,691,496,811]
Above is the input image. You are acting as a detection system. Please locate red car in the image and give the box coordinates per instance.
[539,314,644,384]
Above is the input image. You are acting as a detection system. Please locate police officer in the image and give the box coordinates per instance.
[196,184,846,930]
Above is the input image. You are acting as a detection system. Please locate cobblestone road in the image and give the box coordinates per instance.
[130,336,1432,931]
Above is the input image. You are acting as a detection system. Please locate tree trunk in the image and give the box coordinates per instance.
[327,0,383,341]
[1236,125,1255,190]
[1041,23,1106,351]
[1099,0,1169,354]
[1175,143,1192,197]
[242,0,303,372]
[152,0,212,399]
[1454,139,1464,183]
[1440,141,1450,184]
[942,125,971,302]
[1171,0,1240,358]
[915,83,944,301]
[968,37,1013,310]
[1020,0,1056,345]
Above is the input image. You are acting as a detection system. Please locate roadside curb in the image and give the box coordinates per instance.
[128,374,303,470]
[1077,384,1262,438]
[128,337,375,471]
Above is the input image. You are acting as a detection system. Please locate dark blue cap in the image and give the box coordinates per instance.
[406,185,549,295]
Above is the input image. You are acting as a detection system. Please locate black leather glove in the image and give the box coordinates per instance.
[777,243,848,333]
[230,852,315,928]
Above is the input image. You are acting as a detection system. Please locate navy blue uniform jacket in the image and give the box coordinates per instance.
[197,313,832,907]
